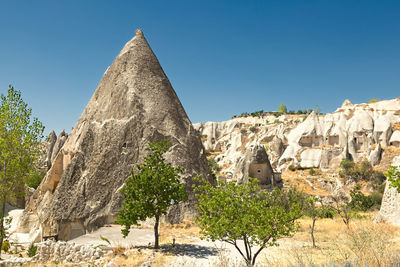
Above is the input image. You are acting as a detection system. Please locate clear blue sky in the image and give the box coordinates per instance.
[1,1,399,135]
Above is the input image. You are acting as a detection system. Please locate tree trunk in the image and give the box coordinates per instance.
[0,195,6,259]
[310,218,316,248]
[154,214,159,249]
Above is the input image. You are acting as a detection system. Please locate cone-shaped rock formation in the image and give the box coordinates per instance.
[20,29,211,241]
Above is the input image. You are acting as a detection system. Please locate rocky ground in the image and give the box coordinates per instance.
[2,210,400,266]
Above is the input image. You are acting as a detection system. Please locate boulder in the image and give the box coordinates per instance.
[235,145,279,187]
[375,156,400,226]
[389,130,400,147]
[19,29,211,241]
[368,144,382,166]
[299,149,322,168]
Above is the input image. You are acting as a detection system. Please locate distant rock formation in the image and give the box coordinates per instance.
[19,29,211,241]
[235,145,282,188]
[194,98,400,179]
[375,156,400,226]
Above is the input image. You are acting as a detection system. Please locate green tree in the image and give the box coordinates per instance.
[116,140,188,249]
[331,195,355,229]
[0,85,44,258]
[386,165,400,193]
[314,105,320,114]
[194,178,306,266]
[278,104,287,114]
[305,197,333,248]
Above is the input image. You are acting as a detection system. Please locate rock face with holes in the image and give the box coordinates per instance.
[375,156,400,226]
[194,98,400,181]
[19,29,211,241]
[235,145,282,187]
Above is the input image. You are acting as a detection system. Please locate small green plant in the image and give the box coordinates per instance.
[369,99,379,103]
[27,242,37,257]
[274,119,281,124]
[207,158,220,181]
[100,235,111,246]
[288,164,297,172]
[249,126,257,133]
[386,165,400,193]
[240,128,247,135]
[13,244,19,255]
[309,168,315,176]
[1,240,10,252]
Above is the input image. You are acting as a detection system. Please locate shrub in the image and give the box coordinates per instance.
[339,159,383,185]
[249,126,257,133]
[309,168,315,176]
[207,158,220,181]
[274,119,281,124]
[340,159,355,175]
[27,243,37,257]
[240,128,247,135]
[369,99,379,103]
[386,165,400,193]
[288,164,297,172]
[348,186,382,211]
[1,240,10,252]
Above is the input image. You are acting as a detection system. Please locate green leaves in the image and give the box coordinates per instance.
[193,178,306,265]
[116,140,188,238]
[0,85,44,258]
[386,165,400,193]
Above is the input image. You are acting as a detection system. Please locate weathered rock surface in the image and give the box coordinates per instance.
[194,98,400,178]
[45,130,57,169]
[235,145,281,187]
[50,130,68,163]
[375,156,400,226]
[19,29,211,241]
[32,240,108,263]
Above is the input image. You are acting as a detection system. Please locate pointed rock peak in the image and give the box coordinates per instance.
[305,111,318,122]
[117,29,151,57]
[341,99,353,108]
[135,29,143,36]
[48,130,57,140]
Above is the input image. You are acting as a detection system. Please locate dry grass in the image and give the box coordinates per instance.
[282,169,335,196]
[159,220,201,245]
[393,122,400,131]
[260,212,400,267]
[375,146,400,172]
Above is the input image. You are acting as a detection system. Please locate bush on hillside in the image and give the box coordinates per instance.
[339,159,385,188]
[348,185,382,211]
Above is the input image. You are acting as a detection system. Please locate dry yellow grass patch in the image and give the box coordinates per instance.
[375,146,400,172]
[159,220,201,245]
[263,212,400,267]
[282,169,334,196]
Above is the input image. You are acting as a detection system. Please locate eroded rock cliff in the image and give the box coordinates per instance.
[19,30,211,241]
